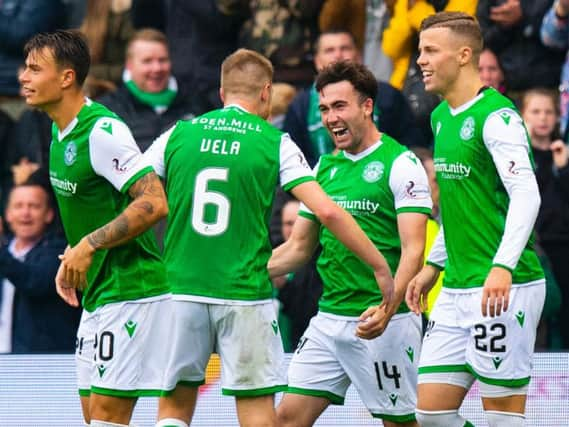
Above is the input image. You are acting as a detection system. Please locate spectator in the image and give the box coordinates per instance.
[382,0,478,90]
[477,0,564,98]
[319,0,366,50]
[0,0,65,118]
[98,28,195,152]
[269,82,297,130]
[79,0,135,87]
[0,183,79,353]
[478,47,507,94]
[541,0,569,139]
[239,0,325,89]
[162,0,246,115]
[0,110,14,211]
[273,198,322,351]
[520,88,569,348]
[283,29,426,168]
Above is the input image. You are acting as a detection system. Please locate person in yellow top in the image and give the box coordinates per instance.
[382,0,478,90]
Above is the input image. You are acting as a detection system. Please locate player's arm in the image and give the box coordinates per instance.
[357,151,431,338]
[268,215,320,277]
[406,227,445,314]
[57,119,169,290]
[481,108,541,317]
[291,180,394,307]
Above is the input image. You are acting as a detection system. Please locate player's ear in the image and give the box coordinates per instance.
[219,87,225,103]
[458,46,473,67]
[61,68,75,89]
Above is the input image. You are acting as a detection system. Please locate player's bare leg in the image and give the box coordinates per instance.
[235,394,278,427]
[89,394,136,424]
[277,393,329,427]
[80,395,90,424]
[157,385,198,425]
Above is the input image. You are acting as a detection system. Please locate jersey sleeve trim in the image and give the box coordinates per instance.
[491,263,514,274]
[426,260,444,271]
[119,166,154,194]
[282,175,315,192]
[298,210,317,222]
[395,206,432,215]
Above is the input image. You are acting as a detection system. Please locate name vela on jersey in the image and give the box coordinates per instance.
[200,138,241,155]
[192,116,263,134]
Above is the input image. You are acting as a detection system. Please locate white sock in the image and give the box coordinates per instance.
[155,418,189,427]
[89,421,128,427]
[486,410,525,427]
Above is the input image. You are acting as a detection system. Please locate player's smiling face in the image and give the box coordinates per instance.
[19,47,65,108]
[417,27,462,96]
[318,80,373,154]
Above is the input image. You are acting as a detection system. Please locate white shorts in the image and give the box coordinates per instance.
[287,312,421,423]
[163,300,287,396]
[75,296,172,397]
[419,281,545,388]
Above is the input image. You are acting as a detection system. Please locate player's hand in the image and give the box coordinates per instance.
[58,238,95,291]
[481,266,512,317]
[405,264,440,315]
[490,0,522,28]
[55,259,80,307]
[373,266,395,312]
[272,275,287,290]
[356,304,393,340]
[551,139,569,169]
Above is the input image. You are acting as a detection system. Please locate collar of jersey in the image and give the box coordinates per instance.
[448,90,488,116]
[224,103,250,114]
[342,137,383,162]
[57,97,92,141]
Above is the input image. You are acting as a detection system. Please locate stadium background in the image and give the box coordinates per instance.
[0,353,567,426]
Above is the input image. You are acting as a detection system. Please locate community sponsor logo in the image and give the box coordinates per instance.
[460,116,475,140]
[50,174,78,196]
[362,161,384,183]
[434,158,471,180]
[332,195,380,215]
[64,141,77,166]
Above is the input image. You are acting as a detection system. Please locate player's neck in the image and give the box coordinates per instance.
[47,90,86,131]
[444,71,483,109]
[348,125,381,155]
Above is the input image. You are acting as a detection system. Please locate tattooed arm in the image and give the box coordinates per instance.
[56,172,168,292]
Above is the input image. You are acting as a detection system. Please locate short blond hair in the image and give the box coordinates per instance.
[126,28,169,58]
[221,49,274,98]
[420,12,483,61]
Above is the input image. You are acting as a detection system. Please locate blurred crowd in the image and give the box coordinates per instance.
[0,0,568,354]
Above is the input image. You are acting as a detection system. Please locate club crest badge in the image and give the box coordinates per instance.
[64,142,77,166]
[362,161,384,183]
[460,116,475,140]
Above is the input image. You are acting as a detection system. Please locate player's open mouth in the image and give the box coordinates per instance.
[332,127,349,137]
